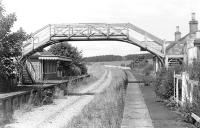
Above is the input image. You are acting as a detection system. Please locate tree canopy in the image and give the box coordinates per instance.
[0,3,27,79]
[48,42,87,76]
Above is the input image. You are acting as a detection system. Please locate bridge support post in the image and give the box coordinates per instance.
[153,57,160,73]
[153,56,165,73]
[165,56,169,69]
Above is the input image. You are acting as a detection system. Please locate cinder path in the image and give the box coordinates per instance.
[140,80,195,128]
[121,71,154,128]
[127,71,195,128]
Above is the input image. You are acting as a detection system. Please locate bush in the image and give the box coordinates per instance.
[0,3,27,91]
[154,68,174,99]
[28,88,54,106]
[48,43,87,76]
[154,64,186,99]
[187,60,200,81]
[142,64,153,76]
[179,100,196,124]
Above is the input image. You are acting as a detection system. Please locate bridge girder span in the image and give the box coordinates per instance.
[21,23,165,64]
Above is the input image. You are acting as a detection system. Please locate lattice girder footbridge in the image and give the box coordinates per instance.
[22,23,165,62]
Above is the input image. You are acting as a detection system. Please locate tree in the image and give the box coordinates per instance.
[0,3,27,80]
[48,42,87,76]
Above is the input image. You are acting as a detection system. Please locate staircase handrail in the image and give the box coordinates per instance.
[22,25,51,50]
[127,23,163,45]
[26,59,36,83]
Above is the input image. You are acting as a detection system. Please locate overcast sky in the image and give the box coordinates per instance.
[2,0,200,57]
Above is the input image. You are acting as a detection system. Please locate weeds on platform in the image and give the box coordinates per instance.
[68,76,97,92]
[154,68,174,99]
[67,69,128,128]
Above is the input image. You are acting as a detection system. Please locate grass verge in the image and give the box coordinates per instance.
[68,64,106,93]
[67,76,98,93]
[66,68,128,128]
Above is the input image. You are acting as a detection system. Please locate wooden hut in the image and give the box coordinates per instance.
[23,51,72,84]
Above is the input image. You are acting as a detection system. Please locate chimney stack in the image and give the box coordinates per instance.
[189,12,198,34]
[175,26,181,41]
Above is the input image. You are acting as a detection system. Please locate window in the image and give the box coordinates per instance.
[44,60,57,73]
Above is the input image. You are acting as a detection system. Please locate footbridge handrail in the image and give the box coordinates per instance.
[127,23,163,45]
[22,23,165,60]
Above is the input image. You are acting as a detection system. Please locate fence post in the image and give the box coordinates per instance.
[182,72,189,104]
[182,72,185,104]
[174,71,175,100]
[185,73,189,102]
[190,83,194,103]
[176,77,179,104]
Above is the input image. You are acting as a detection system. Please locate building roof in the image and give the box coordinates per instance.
[194,38,200,45]
[166,30,200,51]
[166,33,191,52]
[30,51,72,62]
[166,41,183,51]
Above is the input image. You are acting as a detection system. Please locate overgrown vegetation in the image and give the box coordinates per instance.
[128,58,151,70]
[67,76,97,93]
[131,58,200,126]
[15,87,60,114]
[152,62,200,127]
[0,2,28,91]
[145,61,200,126]
[183,60,200,127]
[49,43,87,76]
[143,65,183,99]
[67,69,128,128]
[187,60,200,81]
[142,64,154,76]
[131,64,197,127]
[29,88,54,106]
[154,68,174,99]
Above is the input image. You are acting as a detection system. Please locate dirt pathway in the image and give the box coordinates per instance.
[6,69,112,128]
[132,72,195,128]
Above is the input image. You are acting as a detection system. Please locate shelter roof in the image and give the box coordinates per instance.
[30,51,72,62]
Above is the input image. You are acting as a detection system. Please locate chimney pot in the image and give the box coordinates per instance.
[176,26,180,32]
[192,12,196,20]
[189,12,198,34]
[175,26,181,41]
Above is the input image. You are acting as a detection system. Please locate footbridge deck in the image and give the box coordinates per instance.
[22,23,165,61]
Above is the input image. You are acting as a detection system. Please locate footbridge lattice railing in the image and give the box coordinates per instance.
[22,23,165,60]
